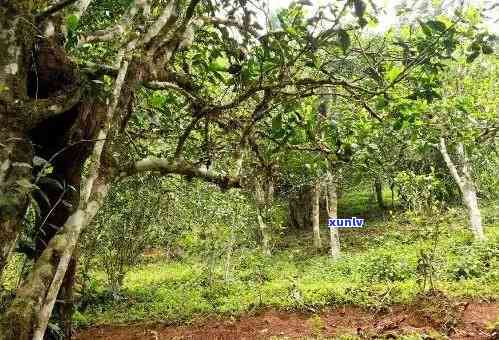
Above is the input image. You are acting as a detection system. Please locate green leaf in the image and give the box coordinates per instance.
[393,118,404,130]
[466,50,480,63]
[0,83,8,93]
[212,71,226,83]
[208,57,229,72]
[482,44,494,54]
[375,96,388,110]
[272,114,283,132]
[150,93,166,108]
[16,179,35,190]
[426,20,447,32]
[386,65,402,83]
[66,14,80,33]
[338,30,351,52]
[419,21,432,36]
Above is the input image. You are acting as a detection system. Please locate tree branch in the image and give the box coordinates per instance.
[184,0,202,26]
[140,0,177,47]
[79,25,127,45]
[199,16,259,37]
[35,0,79,21]
[478,125,499,143]
[200,78,347,116]
[27,86,82,128]
[78,0,151,46]
[439,137,464,191]
[76,0,92,18]
[79,61,119,77]
[174,116,202,159]
[143,81,201,103]
[119,158,241,189]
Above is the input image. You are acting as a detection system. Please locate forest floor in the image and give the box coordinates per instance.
[76,299,498,339]
[3,189,493,339]
[69,194,499,340]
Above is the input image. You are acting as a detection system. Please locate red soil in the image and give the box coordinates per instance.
[75,302,498,339]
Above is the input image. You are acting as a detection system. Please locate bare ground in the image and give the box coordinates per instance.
[75,300,498,339]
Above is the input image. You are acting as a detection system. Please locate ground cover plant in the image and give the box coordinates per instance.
[0,0,497,339]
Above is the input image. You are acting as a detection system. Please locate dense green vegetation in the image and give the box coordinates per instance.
[71,197,498,328]
[0,0,497,339]
[5,183,497,335]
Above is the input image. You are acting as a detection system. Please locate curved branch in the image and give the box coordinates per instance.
[27,86,82,128]
[199,16,259,37]
[120,158,241,189]
[144,81,200,103]
[174,116,202,159]
[79,61,119,77]
[35,0,79,21]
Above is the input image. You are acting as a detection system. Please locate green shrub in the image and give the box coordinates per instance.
[363,251,415,282]
[446,241,499,280]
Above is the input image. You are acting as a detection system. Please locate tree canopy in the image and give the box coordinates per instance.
[0,0,497,339]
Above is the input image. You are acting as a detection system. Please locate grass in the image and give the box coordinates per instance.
[73,191,499,328]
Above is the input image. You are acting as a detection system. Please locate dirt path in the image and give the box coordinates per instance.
[75,302,498,339]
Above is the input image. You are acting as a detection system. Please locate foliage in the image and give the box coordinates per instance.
[0,0,498,337]
[71,192,499,326]
[446,241,499,281]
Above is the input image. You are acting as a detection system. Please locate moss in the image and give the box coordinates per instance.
[51,235,69,253]
[36,263,56,283]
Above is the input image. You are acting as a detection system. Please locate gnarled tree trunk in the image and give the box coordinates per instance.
[287,184,329,231]
[288,184,313,230]
[0,1,36,277]
[3,46,134,338]
[0,1,89,280]
[287,182,324,248]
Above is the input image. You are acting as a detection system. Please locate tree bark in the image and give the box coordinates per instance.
[0,1,36,277]
[60,256,77,339]
[256,210,271,256]
[254,175,273,256]
[439,138,485,241]
[374,177,385,209]
[0,128,32,276]
[311,180,322,249]
[3,170,111,340]
[28,97,100,338]
[288,184,313,230]
[4,4,199,330]
[325,173,340,258]
[0,0,88,279]
[1,47,130,340]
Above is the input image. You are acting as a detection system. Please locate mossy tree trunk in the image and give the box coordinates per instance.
[0,0,85,278]
[254,173,274,256]
[0,1,35,277]
[311,180,322,249]
[325,171,340,258]
[374,177,385,209]
[3,52,134,339]
[288,184,313,230]
[0,2,103,338]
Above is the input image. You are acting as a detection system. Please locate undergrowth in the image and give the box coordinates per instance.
[71,195,499,328]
